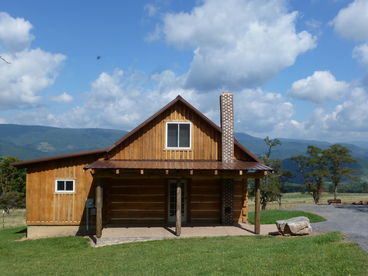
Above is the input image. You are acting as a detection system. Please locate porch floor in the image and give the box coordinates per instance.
[92,223,278,247]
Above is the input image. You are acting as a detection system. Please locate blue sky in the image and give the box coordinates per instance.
[0,0,368,142]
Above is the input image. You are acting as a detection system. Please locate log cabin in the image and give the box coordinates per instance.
[13,92,271,239]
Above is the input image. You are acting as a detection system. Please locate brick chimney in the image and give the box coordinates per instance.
[220,92,234,163]
[220,92,235,225]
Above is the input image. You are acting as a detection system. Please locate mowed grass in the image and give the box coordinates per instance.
[0,227,367,276]
[247,210,326,225]
[248,192,368,211]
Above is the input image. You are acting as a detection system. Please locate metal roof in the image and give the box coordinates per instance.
[12,148,107,168]
[85,159,272,171]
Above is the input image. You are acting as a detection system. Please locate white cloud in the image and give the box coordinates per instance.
[0,49,65,110]
[161,0,316,91]
[0,12,65,110]
[0,12,34,52]
[332,0,368,41]
[0,117,6,124]
[234,89,294,133]
[270,85,368,142]
[44,69,195,129]
[353,43,368,66]
[288,71,349,104]
[50,92,73,103]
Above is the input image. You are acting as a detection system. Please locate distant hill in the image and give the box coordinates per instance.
[1,124,367,188]
[0,124,126,160]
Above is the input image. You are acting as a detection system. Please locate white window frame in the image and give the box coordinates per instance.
[165,121,192,150]
[55,179,75,194]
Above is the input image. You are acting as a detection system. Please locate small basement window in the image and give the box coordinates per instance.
[166,122,191,149]
[55,179,75,193]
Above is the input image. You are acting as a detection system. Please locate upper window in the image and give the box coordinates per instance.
[55,179,75,193]
[166,122,191,149]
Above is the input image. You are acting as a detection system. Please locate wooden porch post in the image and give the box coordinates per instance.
[176,182,182,236]
[254,178,261,234]
[95,179,103,238]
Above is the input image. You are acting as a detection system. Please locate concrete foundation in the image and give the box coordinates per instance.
[27,226,80,239]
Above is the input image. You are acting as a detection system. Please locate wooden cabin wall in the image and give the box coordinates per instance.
[233,180,248,223]
[110,102,222,160]
[105,178,166,225]
[189,179,221,223]
[26,156,97,226]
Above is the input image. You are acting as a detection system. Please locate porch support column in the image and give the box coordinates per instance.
[176,182,182,236]
[254,178,261,234]
[95,179,103,238]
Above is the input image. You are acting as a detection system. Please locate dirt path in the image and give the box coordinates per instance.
[291,205,368,252]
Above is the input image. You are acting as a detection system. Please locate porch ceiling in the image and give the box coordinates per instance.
[85,159,271,171]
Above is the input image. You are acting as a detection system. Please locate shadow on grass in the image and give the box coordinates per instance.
[15,227,27,234]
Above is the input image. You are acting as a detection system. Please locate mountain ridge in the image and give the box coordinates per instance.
[0,124,367,163]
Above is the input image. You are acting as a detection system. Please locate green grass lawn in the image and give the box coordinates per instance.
[248,210,326,225]
[0,227,367,275]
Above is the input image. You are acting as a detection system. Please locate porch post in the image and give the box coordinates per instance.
[176,182,182,236]
[254,178,261,234]
[95,179,103,238]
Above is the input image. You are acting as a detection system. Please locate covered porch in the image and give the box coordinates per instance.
[85,160,270,238]
[93,223,277,247]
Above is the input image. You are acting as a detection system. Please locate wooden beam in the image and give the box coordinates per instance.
[115,169,120,175]
[239,170,243,176]
[165,170,169,175]
[176,182,182,236]
[140,169,144,175]
[95,180,103,238]
[214,170,218,175]
[189,170,193,175]
[254,178,261,234]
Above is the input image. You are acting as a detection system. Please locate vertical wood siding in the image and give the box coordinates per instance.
[26,156,97,225]
[109,102,222,160]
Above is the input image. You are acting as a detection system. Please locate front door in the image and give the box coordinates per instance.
[168,180,187,223]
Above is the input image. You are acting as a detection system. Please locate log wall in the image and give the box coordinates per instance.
[189,179,221,223]
[105,178,166,225]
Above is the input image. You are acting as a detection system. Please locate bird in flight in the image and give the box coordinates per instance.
[0,56,11,64]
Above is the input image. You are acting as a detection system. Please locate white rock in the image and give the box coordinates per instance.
[276,216,312,236]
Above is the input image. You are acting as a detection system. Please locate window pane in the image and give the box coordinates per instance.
[179,124,190,147]
[65,181,74,191]
[57,181,65,191]
[167,124,178,147]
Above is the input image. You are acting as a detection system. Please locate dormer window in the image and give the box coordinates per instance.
[166,122,191,149]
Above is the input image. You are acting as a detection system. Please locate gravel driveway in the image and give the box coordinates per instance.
[291,205,368,252]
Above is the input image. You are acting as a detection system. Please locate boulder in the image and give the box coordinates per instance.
[276,216,312,236]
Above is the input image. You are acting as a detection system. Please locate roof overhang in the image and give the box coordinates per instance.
[85,159,272,171]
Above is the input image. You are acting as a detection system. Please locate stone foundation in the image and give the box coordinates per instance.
[27,226,81,239]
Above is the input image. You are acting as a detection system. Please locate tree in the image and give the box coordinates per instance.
[259,137,291,210]
[324,144,358,200]
[0,156,26,195]
[292,146,328,204]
